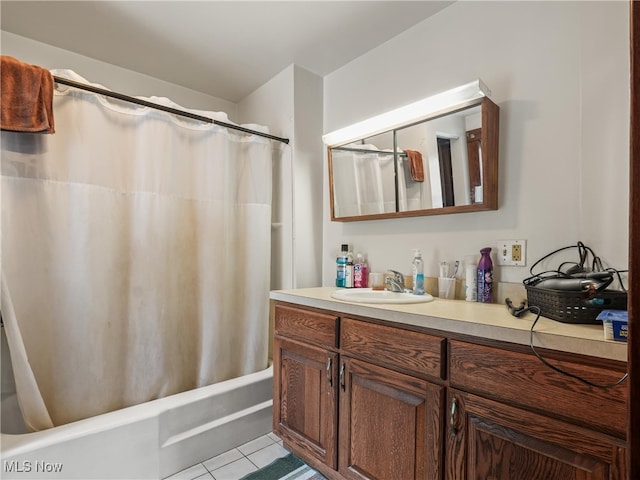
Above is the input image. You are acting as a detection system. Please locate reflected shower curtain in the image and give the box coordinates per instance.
[331,146,397,217]
[1,71,273,430]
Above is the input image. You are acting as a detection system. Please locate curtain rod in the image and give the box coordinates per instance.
[53,76,290,145]
[332,145,407,156]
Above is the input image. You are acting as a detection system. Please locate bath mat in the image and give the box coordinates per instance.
[240,453,327,480]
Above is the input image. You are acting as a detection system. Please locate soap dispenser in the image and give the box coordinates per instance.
[412,249,425,295]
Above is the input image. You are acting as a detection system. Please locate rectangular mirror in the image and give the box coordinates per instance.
[326,89,499,221]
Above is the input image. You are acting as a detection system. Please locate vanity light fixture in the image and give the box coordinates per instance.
[322,79,491,147]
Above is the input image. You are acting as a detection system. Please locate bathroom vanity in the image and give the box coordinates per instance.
[270,287,628,480]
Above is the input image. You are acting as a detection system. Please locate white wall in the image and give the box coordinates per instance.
[1,31,237,115]
[238,65,324,289]
[292,67,324,288]
[238,66,296,290]
[322,1,629,288]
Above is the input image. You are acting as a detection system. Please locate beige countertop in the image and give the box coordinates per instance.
[270,287,628,362]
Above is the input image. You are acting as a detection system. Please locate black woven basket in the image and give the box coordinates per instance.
[525,285,627,324]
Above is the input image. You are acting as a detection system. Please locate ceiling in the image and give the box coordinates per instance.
[1,1,453,102]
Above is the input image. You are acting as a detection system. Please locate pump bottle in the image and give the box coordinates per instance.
[412,249,425,295]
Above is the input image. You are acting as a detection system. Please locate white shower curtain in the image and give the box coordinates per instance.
[1,70,274,430]
[331,145,397,217]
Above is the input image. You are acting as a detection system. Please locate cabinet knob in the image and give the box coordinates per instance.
[326,358,333,387]
[339,362,346,391]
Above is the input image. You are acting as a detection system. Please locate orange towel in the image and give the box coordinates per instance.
[404,149,424,182]
[1,56,55,134]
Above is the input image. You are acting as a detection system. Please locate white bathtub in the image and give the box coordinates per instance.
[0,365,274,479]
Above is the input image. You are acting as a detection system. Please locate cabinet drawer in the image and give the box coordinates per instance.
[341,317,445,379]
[449,340,628,438]
[275,304,338,349]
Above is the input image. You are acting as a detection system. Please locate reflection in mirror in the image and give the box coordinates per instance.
[395,104,482,211]
[327,95,499,221]
[330,132,396,217]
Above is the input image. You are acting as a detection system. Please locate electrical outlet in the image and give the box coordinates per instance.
[512,243,522,262]
[497,240,526,266]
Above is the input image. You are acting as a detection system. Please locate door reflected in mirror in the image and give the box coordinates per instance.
[396,104,482,210]
[328,97,499,221]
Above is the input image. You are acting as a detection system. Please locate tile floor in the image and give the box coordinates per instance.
[164,432,290,480]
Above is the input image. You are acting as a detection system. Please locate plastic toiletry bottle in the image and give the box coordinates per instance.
[353,253,369,288]
[345,249,355,288]
[336,244,349,287]
[477,247,493,303]
[464,255,477,302]
[412,249,425,295]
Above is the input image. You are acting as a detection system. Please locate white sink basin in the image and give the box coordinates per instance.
[330,288,434,304]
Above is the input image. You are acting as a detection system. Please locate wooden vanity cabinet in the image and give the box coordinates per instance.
[274,305,446,480]
[338,318,445,480]
[446,340,628,480]
[273,305,339,468]
[338,357,443,480]
[273,302,629,480]
[445,389,627,480]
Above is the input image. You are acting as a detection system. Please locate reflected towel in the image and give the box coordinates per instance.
[1,55,55,133]
[404,149,424,182]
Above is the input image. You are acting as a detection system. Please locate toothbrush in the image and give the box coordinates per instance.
[450,260,460,278]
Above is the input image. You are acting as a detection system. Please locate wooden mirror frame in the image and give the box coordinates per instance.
[327,97,499,222]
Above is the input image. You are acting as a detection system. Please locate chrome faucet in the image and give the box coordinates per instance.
[385,270,405,292]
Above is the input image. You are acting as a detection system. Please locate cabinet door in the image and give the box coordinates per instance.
[446,389,628,480]
[273,336,338,468]
[339,357,444,480]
